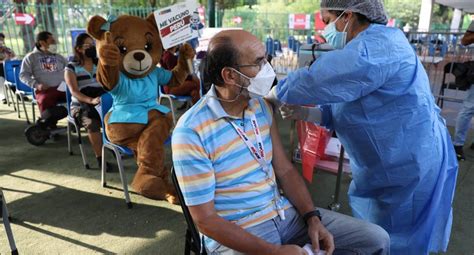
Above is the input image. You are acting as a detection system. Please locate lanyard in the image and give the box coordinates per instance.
[227,112,286,220]
[228,114,267,170]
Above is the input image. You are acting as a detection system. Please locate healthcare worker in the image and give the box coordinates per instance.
[268,0,459,254]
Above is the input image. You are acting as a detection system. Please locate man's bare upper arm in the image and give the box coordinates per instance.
[270,117,296,179]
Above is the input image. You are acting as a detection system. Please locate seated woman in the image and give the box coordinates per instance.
[64,33,107,169]
[160,45,200,104]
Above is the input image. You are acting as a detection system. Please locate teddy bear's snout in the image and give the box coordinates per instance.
[134,52,145,62]
[122,49,153,76]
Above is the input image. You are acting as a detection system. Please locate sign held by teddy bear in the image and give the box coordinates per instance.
[155,0,203,50]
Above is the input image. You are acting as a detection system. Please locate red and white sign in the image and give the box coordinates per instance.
[14,13,35,26]
[387,18,396,27]
[155,0,201,49]
[314,12,325,31]
[289,14,310,30]
[232,16,242,24]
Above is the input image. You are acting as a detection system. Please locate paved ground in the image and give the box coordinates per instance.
[0,97,473,254]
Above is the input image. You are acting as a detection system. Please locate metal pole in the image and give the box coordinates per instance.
[328,146,345,211]
[208,0,215,28]
[1,189,18,254]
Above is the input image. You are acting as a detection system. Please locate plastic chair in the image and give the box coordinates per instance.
[2,59,21,111]
[158,85,193,125]
[171,167,207,255]
[1,188,18,255]
[13,66,37,124]
[437,62,468,108]
[99,92,134,208]
[65,87,90,169]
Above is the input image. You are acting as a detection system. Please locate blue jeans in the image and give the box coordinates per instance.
[208,207,390,255]
[454,85,474,146]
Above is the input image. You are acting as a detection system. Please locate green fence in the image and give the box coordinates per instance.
[0,2,157,57]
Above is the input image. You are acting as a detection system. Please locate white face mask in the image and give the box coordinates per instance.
[235,62,276,99]
[48,44,58,54]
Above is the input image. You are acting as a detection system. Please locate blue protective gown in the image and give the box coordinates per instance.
[277,24,458,254]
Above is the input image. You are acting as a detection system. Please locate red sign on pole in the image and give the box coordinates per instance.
[314,12,326,31]
[289,14,310,30]
[14,13,35,26]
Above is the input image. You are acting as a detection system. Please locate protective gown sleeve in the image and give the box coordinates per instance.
[276,40,399,105]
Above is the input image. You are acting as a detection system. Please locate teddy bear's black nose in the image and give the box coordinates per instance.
[133,52,145,62]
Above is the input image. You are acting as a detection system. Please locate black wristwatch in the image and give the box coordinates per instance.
[303,209,322,224]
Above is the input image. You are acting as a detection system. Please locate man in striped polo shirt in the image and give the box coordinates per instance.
[172,30,389,255]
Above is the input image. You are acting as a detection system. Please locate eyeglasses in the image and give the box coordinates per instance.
[236,57,268,72]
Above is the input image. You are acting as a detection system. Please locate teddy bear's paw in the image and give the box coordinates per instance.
[165,193,180,205]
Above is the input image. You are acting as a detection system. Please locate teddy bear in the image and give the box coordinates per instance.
[87,13,194,204]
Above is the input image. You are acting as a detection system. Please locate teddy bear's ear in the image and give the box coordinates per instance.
[87,15,107,40]
[146,13,158,31]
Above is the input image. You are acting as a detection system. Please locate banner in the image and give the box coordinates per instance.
[154,0,203,49]
[314,12,325,30]
[289,14,310,30]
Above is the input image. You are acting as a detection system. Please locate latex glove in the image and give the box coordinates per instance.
[280,104,322,123]
[280,104,308,120]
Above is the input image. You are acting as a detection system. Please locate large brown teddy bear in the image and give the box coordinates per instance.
[87,14,194,204]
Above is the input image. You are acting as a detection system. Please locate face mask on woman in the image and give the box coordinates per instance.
[85,46,97,59]
[323,12,350,49]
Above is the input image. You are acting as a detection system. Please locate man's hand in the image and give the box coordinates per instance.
[99,31,120,67]
[36,84,49,91]
[307,218,335,255]
[272,244,308,255]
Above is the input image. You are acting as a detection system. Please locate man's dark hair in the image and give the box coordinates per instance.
[35,31,52,50]
[204,36,240,86]
[0,33,5,39]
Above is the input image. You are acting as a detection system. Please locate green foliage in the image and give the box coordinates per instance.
[384,0,421,29]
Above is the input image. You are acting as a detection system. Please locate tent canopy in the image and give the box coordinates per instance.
[436,0,474,13]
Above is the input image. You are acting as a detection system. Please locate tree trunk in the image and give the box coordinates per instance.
[14,0,35,54]
[36,0,56,35]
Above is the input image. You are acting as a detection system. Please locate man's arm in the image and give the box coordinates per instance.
[188,201,304,255]
[461,31,474,46]
[19,55,38,88]
[270,117,334,254]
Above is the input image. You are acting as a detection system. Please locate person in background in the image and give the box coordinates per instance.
[160,45,201,105]
[64,33,109,169]
[267,0,458,254]
[0,32,16,65]
[20,31,67,129]
[452,20,474,160]
[0,32,16,103]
